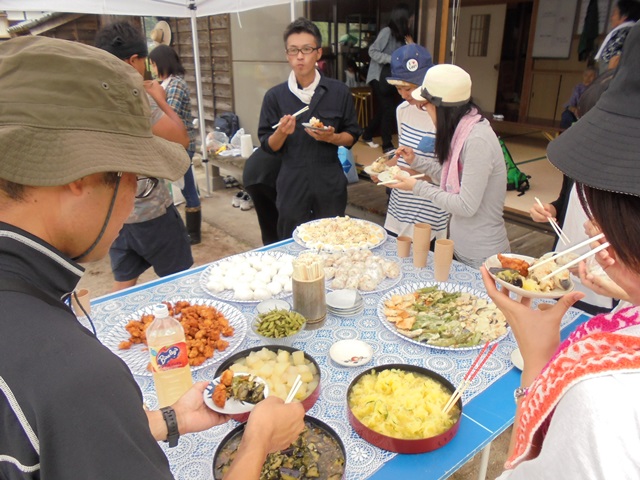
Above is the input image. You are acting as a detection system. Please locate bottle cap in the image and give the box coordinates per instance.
[152,303,170,318]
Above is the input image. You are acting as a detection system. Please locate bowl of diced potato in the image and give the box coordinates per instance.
[214,346,321,422]
[346,364,462,453]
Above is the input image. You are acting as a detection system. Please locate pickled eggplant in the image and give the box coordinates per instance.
[489,267,525,288]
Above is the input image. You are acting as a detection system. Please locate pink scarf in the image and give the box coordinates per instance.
[440,110,482,194]
[506,306,640,469]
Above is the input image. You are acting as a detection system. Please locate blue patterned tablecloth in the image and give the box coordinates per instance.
[89,238,584,480]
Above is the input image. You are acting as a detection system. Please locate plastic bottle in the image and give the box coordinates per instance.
[147,304,193,407]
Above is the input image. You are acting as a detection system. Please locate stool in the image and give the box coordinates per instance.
[352,91,372,128]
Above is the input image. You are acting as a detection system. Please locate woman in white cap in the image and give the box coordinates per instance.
[481,22,640,478]
[389,63,510,268]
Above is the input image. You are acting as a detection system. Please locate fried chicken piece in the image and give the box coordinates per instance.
[220,369,234,387]
[212,383,227,408]
[498,254,530,277]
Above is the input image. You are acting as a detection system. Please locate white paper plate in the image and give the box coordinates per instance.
[511,348,524,370]
[329,340,373,367]
[301,122,330,131]
[364,165,384,176]
[378,170,409,184]
[101,298,247,376]
[484,253,575,299]
[204,373,269,414]
[326,289,361,309]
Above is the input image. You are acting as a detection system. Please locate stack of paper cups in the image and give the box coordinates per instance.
[412,223,431,267]
[240,134,253,158]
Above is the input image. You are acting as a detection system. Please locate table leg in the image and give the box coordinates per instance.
[477,442,492,480]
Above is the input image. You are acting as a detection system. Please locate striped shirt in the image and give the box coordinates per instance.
[384,101,450,238]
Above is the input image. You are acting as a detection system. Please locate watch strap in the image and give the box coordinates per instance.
[514,386,529,403]
[160,406,180,447]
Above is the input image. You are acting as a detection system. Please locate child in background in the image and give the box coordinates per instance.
[560,67,597,129]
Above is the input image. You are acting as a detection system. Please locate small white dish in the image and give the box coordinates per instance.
[203,373,269,415]
[510,348,524,370]
[326,289,360,309]
[329,339,373,367]
[378,170,409,184]
[301,122,330,131]
[256,299,291,315]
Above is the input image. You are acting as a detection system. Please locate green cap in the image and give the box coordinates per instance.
[0,36,190,186]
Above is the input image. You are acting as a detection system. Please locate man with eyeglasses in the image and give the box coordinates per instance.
[0,35,305,480]
[95,22,194,292]
[258,17,361,240]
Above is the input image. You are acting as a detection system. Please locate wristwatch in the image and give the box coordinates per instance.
[514,386,529,403]
[160,406,180,447]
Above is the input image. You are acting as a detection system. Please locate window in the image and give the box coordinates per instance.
[468,14,490,57]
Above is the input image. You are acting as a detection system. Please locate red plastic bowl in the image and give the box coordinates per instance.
[346,363,462,454]
[213,345,321,422]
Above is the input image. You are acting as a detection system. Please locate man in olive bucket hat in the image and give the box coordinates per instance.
[0,36,304,479]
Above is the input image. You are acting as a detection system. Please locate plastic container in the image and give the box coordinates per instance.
[146,304,193,407]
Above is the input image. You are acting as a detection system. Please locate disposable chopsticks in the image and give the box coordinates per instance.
[442,342,498,415]
[272,106,310,129]
[535,197,570,245]
[285,374,302,404]
[377,173,424,186]
[528,233,605,272]
[539,241,610,282]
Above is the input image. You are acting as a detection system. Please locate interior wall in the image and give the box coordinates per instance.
[231,3,303,145]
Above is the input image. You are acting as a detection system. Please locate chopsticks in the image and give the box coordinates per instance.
[377,173,424,186]
[529,233,606,272]
[442,342,498,415]
[539,241,610,282]
[535,197,570,245]
[285,374,302,404]
[272,106,310,129]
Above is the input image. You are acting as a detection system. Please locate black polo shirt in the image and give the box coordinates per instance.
[0,223,173,479]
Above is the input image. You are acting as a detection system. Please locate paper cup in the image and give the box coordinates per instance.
[433,239,454,282]
[397,236,412,257]
[413,249,428,268]
[413,223,432,251]
[71,288,91,316]
[240,134,253,158]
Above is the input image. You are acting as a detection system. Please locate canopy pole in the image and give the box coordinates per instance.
[290,0,295,21]
[189,0,215,195]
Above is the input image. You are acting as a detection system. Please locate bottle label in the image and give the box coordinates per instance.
[150,342,189,372]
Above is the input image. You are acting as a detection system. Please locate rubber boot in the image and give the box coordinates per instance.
[185,207,202,245]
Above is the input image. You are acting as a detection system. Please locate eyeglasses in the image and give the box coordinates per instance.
[136,176,159,199]
[285,46,320,56]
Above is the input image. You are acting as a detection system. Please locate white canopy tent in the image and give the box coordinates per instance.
[6,0,300,192]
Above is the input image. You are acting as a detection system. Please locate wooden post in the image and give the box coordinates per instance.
[439,0,450,64]
[519,0,539,122]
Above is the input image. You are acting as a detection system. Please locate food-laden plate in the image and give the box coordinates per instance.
[485,253,575,299]
[301,122,330,131]
[199,251,295,303]
[101,298,247,376]
[204,372,269,417]
[213,416,346,480]
[378,169,410,184]
[347,364,461,453]
[293,216,387,252]
[377,282,509,351]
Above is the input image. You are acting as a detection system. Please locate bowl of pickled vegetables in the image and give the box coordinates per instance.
[251,309,306,346]
[347,364,461,453]
[213,416,345,479]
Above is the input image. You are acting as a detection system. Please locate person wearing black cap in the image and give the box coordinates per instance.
[95,22,195,291]
[0,36,304,479]
[377,44,449,240]
[481,22,640,479]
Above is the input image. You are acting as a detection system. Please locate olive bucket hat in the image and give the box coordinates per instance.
[0,36,189,186]
[547,22,640,197]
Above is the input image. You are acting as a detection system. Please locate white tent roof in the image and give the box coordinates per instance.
[3,0,293,18]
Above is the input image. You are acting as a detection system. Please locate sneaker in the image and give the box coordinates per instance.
[223,175,240,188]
[361,138,380,148]
[231,191,244,208]
[239,193,254,211]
